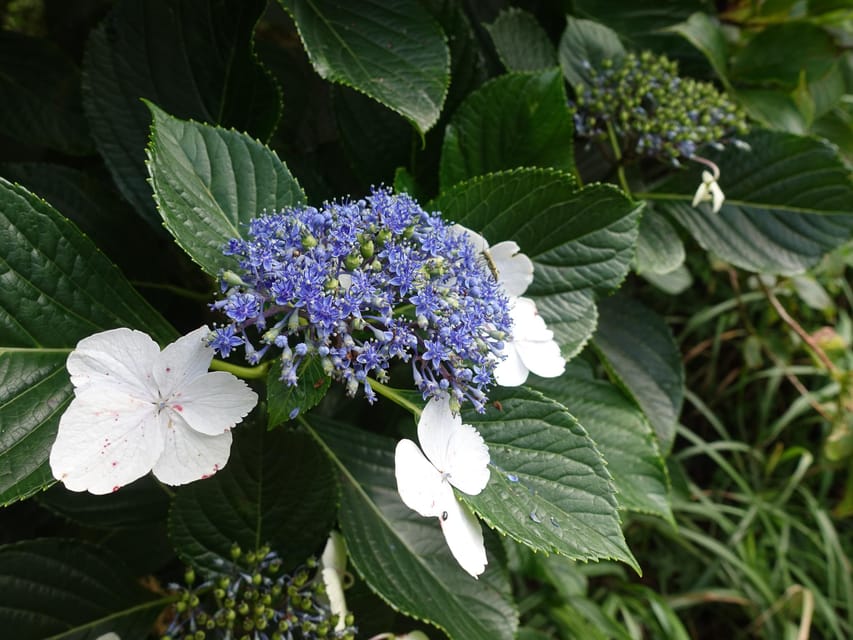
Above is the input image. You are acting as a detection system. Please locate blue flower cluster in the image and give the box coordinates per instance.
[209,188,512,411]
[571,51,748,165]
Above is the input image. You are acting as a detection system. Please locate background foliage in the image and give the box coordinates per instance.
[0,0,851,638]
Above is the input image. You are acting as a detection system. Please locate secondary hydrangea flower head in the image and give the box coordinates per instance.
[50,326,257,494]
[571,50,748,166]
[209,188,513,412]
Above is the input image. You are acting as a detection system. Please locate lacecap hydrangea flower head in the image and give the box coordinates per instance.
[209,188,513,412]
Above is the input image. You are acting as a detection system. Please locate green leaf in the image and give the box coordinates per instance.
[734,88,810,134]
[462,386,639,569]
[558,16,625,87]
[0,179,174,505]
[146,103,305,276]
[306,416,518,640]
[83,0,281,226]
[634,206,685,275]
[169,422,339,573]
[0,538,164,639]
[439,70,575,190]
[529,364,673,523]
[334,85,412,185]
[38,476,169,529]
[432,169,642,359]
[279,0,450,136]
[592,294,684,452]
[652,129,853,275]
[664,12,730,86]
[730,23,837,90]
[485,8,557,72]
[0,163,165,278]
[267,357,331,427]
[0,31,93,155]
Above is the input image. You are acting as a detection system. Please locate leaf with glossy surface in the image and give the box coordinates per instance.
[38,476,169,529]
[462,386,639,569]
[432,169,642,359]
[146,104,305,276]
[592,294,684,452]
[83,0,281,226]
[0,538,163,639]
[306,417,518,640]
[634,207,685,275]
[0,180,174,505]
[558,16,624,87]
[280,0,450,135]
[169,422,338,573]
[267,357,331,427]
[652,129,853,275]
[0,31,93,155]
[664,12,730,86]
[530,366,673,523]
[486,8,557,72]
[439,70,575,190]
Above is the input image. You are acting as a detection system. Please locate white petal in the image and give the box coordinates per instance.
[321,567,348,630]
[691,181,708,208]
[49,390,163,494]
[417,396,461,471]
[169,371,257,436]
[394,438,450,518]
[509,297,565,379]
[444,424,490,496]
[151,411,232,485]
[154,326,214,397]
[438,496,487,578]
[489,241,534,297]
[710,180,725,213]
[494,343,530,387]
[66,328,160,400]
[517,338,566,378]
[451,224,489,254]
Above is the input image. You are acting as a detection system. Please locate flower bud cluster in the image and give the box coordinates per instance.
[209,188,512,411]
[571,51,748,165]
[161,544,356,640]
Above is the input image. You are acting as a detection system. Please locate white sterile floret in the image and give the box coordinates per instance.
[394,396,490,577]
[451,224,534,297]
[49,326,258,494]
[691,169,725,213]
[319,531,349,631]
[495,297,566,386]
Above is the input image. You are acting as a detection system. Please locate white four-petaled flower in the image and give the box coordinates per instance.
[50,326,258,494]
[394,396,490,577]
[691,169,725,213]
[453,225,565,386]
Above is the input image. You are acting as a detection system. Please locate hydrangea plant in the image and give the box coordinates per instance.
[1,3,851,640]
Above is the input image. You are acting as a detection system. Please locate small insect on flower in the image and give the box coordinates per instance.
[394,396,490,577]
[49,326,258,494]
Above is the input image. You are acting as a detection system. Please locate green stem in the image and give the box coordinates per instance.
[368,377,422,417]
[210,359,271,380]
[606,122,632,197]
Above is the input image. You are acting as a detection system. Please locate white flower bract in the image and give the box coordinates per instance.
[394,396,490,577]
[453,225,565,386]
[49,326,258,494]
[691,169,725,213]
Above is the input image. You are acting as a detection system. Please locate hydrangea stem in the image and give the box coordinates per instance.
[368,377,423,418]
[210,358,270,380]
[606,121,632,196]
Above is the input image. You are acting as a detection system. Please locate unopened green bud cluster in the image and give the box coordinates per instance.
[161,544,356,640]
[571,51,748,165]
